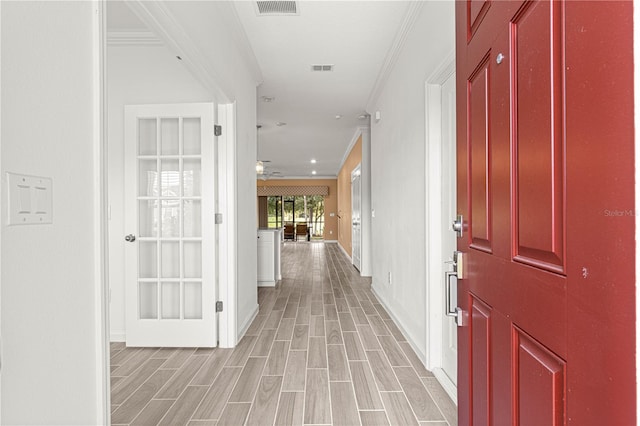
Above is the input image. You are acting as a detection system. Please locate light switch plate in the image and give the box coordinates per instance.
[7,173,53,225]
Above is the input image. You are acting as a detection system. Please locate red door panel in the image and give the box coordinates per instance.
[468,55,492,252]
[515,328,566,426]
[511,0,564,272]
[467,0,491,41]
[455,1,635,425]
[470,296,492,426]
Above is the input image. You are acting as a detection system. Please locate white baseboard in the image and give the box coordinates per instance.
[110,331,125,342]
[433,367,458,405]
[237,304,259,341]
[370,284,427,362]
[371,285,458,406]
[338,242,352,263]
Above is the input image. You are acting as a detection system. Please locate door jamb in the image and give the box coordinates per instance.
[351,163,362,271]
[217,102,237,348]
[424,52,457,403]
[94,0,110,423]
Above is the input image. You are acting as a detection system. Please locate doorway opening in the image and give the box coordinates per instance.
[425,53,457,403]
[266,195,325,240]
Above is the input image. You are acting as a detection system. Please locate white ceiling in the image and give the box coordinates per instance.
[106,1,147,31]
[107,1,412,178]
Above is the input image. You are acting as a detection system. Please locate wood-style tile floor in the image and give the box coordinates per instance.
[111,242,457,426]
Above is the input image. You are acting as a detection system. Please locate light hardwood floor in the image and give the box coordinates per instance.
[111,242,457,426]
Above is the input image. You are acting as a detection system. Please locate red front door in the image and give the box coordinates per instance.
[455,1,635,424]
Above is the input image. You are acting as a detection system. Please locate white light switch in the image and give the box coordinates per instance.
[7,173,53,225]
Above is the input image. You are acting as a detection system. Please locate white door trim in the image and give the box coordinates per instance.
[424,51,457,403]
[94,0,110,423]
[217,102,237,348]
[351,163,362,272]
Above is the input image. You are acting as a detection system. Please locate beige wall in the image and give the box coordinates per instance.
[337,136,363,255]
[257,196,268,227]
[256,179,338,240]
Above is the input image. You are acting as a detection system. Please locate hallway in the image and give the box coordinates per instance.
[110,242,456,425]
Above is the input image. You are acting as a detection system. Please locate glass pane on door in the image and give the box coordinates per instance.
[183,159,201,197]
[161,159,180,197]
[183,118,201,155]
[161,282,180,319]
[161,118,179,155]
[184,282,203,319]
[136,114,204,323]
[139,282,158,319]
[138,119,157,156]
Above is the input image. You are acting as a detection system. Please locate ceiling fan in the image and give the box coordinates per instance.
[256,159,282,180]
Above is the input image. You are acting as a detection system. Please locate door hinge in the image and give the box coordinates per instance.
[214,125,222,136]
[215,213,223,224]
[216,301,223,312]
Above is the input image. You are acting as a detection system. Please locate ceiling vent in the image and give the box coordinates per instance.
[256,1,298,16]
[311,64,334,72]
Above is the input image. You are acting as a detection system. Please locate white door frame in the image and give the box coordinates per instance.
[424,52,457,403]
[351,163,362,271]
[217,102,237,348]
[95,1,110,423]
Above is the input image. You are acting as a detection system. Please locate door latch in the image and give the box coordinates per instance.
[452,214,464,238]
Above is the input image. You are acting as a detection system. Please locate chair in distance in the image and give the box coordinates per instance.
[295,223,308,241]
[283,223,295,241]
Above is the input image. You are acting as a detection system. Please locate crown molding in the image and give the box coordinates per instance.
[106,30,163,46]
[365,1,425,113]
[338,126,369,173]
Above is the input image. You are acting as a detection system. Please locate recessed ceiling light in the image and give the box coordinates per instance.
[310,159,317,164]
[357,113,369,120]
[335,115,342,120]
[312,170,317,175]
[276,122,287,126]
[261,96,275,102]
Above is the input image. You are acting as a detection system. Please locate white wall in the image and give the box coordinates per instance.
[1,2,101,423]
[368,2,455,359]
[107,45,212,340]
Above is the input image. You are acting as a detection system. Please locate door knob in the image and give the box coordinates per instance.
[452,214,464,238]
[124,234,136,242]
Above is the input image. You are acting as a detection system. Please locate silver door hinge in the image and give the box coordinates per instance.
[214,125,222,136]
[216,301,223,312]
[215,213,223,224]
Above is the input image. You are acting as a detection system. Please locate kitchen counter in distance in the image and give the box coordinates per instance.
[257,228,282,287]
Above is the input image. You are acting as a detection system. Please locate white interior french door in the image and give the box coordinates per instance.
[440,73,457,384]
[124,103,216,347]
[351,166,362,271]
